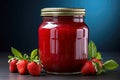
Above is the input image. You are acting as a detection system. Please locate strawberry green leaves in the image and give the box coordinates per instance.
[30,49,38,60]
[8,55,14,59]
[88,41,102,60]
[9,47,39,62]
[88,41,97,58]
[23,54,29,60]
[10,47,38,61]
[96,52,102,60]
[93,62,102,75]
[11,47,23,59]
[8,47,23,61]
[11,47,29,60]
[29,49,39,63]
[103,60,119,70]
[86,41,119,75]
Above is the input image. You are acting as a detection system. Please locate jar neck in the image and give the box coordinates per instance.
[42,16,84,23]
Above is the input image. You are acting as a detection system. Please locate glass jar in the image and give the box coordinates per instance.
[38,8,89,74]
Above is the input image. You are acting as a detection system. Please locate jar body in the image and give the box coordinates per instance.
[38,16,88,73]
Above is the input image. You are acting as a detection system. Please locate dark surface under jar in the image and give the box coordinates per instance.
[38,16,88,73]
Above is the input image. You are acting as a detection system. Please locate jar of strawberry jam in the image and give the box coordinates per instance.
[38,8,88,74]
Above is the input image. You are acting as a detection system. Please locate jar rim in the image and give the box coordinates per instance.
[41,8,85,16]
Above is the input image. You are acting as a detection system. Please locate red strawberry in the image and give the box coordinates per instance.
[81,61,96,75]
[17,60,28,75]
[91,58,102,68]
[27,62,42,76]
[82,41,119,75]
[9,59,18,73]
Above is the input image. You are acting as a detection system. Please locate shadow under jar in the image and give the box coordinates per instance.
[38,8,89,74]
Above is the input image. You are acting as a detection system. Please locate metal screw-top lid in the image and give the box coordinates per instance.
[41,8,85,16]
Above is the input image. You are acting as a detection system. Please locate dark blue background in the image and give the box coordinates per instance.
[1,0,120,52]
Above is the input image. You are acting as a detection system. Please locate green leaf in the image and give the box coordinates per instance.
[103,60,119,70]
[88,41,97,58]
[96,52,102,60]
[30,49,38,60]
[35,56,39,60]
[33,60,39,63]
[11,47,23,58]
[8,55,14,59]
[93,62,103,75]
[101,68,106,72]
[23,54,29,60]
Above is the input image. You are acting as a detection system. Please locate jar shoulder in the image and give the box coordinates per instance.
[39,22,88,30]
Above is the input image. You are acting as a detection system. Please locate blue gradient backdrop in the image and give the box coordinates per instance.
[1,0,120,52]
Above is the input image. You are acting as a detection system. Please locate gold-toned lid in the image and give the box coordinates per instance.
[41,8,85,16]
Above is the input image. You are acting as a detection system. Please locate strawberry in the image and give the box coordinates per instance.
[81,41,119,75]
[27,62,42,76]
[8,47,20,73]
[8,59,18,73]
[81,61,96,75]
[8,47,42,76]
[17,60,28,75]
[27,49,42,76]
[9,47,29,75]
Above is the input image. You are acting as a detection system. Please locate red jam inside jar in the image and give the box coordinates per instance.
[38,8,89,74]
